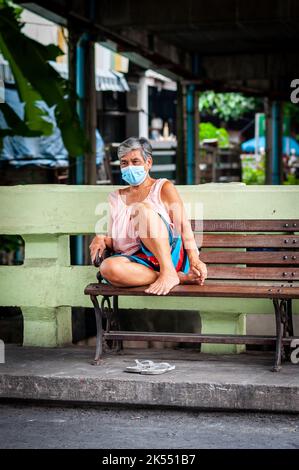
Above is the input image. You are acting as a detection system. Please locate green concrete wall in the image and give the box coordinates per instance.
[0,182,298,351]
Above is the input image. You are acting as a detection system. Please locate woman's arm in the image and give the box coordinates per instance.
[89,234,113,264]
[160,180,207,283]
[89,195,114,263]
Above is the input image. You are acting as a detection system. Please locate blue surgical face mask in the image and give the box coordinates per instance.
[121,165,147,186]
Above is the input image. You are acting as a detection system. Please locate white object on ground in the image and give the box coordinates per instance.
[124,359,175,374]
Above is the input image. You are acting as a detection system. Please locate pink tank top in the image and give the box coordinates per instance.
[107,178,173,255]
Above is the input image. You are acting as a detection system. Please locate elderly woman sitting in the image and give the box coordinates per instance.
[90,137,208,296]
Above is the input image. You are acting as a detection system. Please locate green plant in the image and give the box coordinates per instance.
[0,0,89,156]
[283,102,299,123]
[199,91,258,121]
[199,122,230,148]
[241,153,265,185]
[283,174,299,185]
[242,167,265,185]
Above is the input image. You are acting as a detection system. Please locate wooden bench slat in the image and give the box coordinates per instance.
[84,282,299,299]
[190,279,299,286]
[200,251,299,265]
[196,233,299,247]
[191,219,299,232]
[207,266,299,280]
[204,279,299,286]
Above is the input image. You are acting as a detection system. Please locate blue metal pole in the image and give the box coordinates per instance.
[74,32,89,265]
[76,34,87,185]
[271,101,281,185]
[71,1,96,265]
[186,84,195,185]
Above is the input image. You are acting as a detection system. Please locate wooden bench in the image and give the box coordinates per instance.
[84,219,299,371]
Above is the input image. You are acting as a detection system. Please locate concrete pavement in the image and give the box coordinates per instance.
[0,345,299,412]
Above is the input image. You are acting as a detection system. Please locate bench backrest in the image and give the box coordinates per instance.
[191,219,299,283]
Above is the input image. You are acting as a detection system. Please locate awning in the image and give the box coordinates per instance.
[241,136,299,155]
[49,61,130,92]
[0,58,130,92]
[95,69,130,92]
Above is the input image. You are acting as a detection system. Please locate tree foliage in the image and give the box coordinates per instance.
[199,91,257,121]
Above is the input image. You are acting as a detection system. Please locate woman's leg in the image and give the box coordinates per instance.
[131,203,180,295]
[100,256,158,287]
[100,256,201,288]
[101,203,192,294]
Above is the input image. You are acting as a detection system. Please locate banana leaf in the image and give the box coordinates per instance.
[0,102,43,137]
[0,1,89,156]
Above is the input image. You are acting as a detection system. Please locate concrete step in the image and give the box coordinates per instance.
[0,345,299,412]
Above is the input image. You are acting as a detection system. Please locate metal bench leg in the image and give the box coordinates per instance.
[90,294,105,366]
[282,299,294,361]
[272,298,284,372]
[113,295,124,354]
[286,299,294,336]
[103,295,123,354]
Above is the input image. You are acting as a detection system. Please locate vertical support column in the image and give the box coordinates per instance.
[70,28,97,187]
[194,90,200,184]
[138,75,149,138]
[265,98,271,185]
[84,38,97,186]
[176,81,186,184]
[67,22,79,186]
[21,234,72,347]
[74,32,97,264]
[68,21,97,265]
[186,84,195,185]
[271,101,283,185]
[200,312,246,354]
[74,35,86,266]
[68,23,85,266]
[265,99,283,185]
[83,36,97,264]
[76,34,86,186]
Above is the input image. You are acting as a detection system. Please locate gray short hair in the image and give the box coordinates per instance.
[118,137,152,161]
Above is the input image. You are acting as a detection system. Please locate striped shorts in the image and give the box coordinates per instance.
[108,213,190,274]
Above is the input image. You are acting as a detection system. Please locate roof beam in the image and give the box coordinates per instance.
[18,0,194,78]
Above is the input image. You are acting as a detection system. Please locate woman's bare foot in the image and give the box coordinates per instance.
[178,271,203,285]
[145,270,180,295]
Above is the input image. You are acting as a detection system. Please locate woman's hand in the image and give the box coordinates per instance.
[89,235,106,264]
[190,258,208,285]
